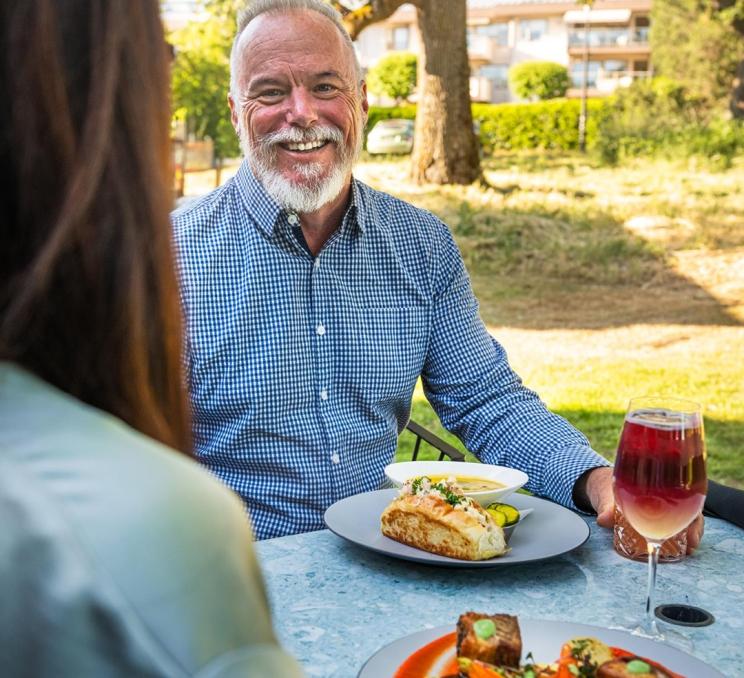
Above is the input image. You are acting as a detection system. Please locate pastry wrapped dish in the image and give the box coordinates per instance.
[380,476,508,560]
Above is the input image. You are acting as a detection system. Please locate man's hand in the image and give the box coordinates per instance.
[579,467,704,554]
[580,466,614,528]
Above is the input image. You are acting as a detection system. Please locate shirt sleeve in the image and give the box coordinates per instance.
[420,222,610,511]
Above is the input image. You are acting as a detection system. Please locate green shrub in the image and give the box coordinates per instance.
[508,61,571,101]
[472,99,606,151]
[366,100,608,152]
[366,52,418,103]
[595,77,744,166]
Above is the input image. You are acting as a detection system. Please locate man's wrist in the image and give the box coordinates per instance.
[572,466,609,513]
[572,468,595,513]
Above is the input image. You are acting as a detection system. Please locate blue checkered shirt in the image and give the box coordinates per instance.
[173,161,610,540]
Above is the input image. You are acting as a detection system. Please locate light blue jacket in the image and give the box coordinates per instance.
[0,363,304,677]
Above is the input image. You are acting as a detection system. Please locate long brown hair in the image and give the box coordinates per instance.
[0,0,191,453]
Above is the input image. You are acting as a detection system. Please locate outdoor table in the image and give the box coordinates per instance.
[256,513,743,677]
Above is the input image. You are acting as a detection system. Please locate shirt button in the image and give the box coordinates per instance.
[314,257,320,269]
[331,452,340,464]
[287,213,299,225]
[320,388,328,401]
[316,324,326,336]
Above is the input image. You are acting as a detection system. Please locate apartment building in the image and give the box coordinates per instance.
[353,0,652,104]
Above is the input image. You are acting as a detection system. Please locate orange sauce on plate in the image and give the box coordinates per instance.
[393,632,457,678]
[391,635,685,678]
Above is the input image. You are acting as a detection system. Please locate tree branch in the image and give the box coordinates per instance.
[333,1,420,40]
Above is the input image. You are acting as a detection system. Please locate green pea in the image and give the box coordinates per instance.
[627,659,652,674]
[473,618,496,640]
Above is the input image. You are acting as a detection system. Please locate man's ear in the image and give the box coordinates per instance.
[228,93,239,132]
[360,81,369,123]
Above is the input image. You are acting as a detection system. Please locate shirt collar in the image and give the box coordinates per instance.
[234,159,367,238]
[234,161,282,239]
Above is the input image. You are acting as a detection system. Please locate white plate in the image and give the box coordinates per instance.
[324,490,589,567]
[384,460,528,505]
[358,619,724,677]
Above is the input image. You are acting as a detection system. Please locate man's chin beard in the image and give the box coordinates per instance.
[239,126,361,214]
[248,154,351,214]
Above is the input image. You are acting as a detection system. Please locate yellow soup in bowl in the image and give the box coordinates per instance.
[425,475,506,492]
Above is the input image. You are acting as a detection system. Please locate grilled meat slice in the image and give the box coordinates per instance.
[456,612,521,668]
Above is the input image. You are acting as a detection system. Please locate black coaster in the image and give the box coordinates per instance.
[655,604,715,627]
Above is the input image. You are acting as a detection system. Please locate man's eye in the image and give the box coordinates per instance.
[259,89,283,99]
[315,83,337,94]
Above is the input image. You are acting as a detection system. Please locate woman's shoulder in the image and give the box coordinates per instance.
[0,364,288,676]
[0,362,256,595]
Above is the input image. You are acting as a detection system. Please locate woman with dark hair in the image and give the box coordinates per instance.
[0,1,303,675]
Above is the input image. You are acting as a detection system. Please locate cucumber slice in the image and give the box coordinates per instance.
[486,502,520,526]
[486,507,507,526]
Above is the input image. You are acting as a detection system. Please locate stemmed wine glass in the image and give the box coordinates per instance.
[613,397,707,643]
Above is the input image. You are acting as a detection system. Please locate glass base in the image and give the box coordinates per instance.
[613,508,687,562]
[610,615,694,652]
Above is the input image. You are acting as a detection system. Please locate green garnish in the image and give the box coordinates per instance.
[473,618,496,640]
[410,476,429,494]
[568,666,580,676]
[627,659,652,674]
[431,481,464,506]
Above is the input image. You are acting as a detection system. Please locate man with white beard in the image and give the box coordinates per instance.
[173,0,703,549]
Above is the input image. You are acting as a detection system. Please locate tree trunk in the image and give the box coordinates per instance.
[340,0,481,186]
[410,0,480,185]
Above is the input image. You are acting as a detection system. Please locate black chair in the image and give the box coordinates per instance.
[405,420,465,462]
[704,480,744,530]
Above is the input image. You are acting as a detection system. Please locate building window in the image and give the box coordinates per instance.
[479,64,509,89]
[518,19,547,42]
[571,61,599,88]
[475,21,509,46]
[633,60,649,74]
[634,15,650,43]
[390,25,410,51]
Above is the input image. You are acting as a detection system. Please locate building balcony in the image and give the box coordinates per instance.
[567,69,652,97]
[568,27,649,49]
[467,33,512,64]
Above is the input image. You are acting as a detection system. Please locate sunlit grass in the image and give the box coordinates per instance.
[399,329,744,488]
[378,153,744,489]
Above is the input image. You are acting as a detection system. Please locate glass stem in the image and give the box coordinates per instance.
[645,540,662,633]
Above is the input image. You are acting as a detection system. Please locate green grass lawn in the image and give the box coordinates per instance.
[367,153,744,489]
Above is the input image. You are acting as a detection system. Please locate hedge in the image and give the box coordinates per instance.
[366,100,606,152]
[473,99,606,151]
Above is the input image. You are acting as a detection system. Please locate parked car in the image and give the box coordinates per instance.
[366,118,482,155]
[366,118,414,155]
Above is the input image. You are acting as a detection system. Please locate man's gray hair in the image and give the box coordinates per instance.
[229,0,362,96]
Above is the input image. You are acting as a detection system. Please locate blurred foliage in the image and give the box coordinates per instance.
[595,77,744,167]
[651,0,744,113]
[472,99,603,152]
[366,51,417,103]
[508,61,571,101]
[168,0,240,163]
[367,101,603,151]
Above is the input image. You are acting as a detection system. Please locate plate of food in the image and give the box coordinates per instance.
[324,477,589,567]
[358,612,723,677]
[384,461,528,506]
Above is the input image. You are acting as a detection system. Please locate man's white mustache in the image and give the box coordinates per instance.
[257,125,344,149]
[258,125,344,147]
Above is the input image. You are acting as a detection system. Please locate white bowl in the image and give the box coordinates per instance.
[383,460,528,506]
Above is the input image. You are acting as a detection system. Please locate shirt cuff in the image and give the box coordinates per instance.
[542,445,612,513]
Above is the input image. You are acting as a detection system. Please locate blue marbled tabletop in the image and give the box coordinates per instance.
[256,515,744,677]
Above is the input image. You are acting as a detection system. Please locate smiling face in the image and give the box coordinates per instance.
[229,9,368,213]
